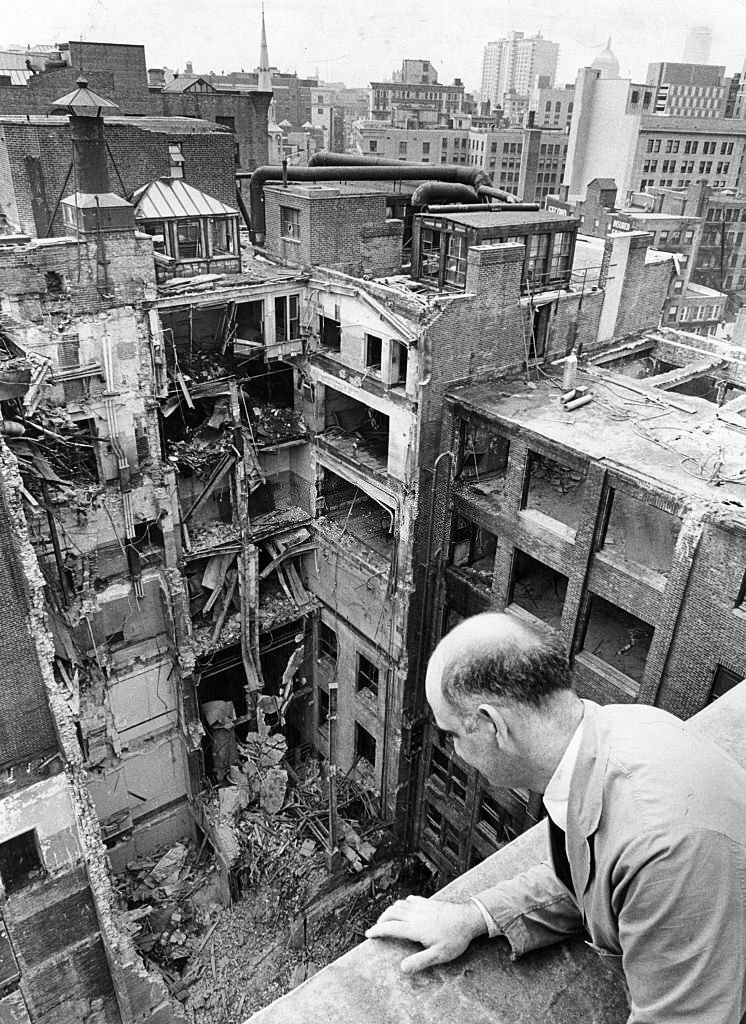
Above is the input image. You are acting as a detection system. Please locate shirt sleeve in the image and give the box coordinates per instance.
[617,827,746,1024]
[472,860,584,958]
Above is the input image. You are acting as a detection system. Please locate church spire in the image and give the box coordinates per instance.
[258,4,272,92]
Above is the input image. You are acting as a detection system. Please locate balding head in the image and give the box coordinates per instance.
[427,613,572,717]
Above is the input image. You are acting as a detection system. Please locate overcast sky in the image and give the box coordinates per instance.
[5,0,746,90]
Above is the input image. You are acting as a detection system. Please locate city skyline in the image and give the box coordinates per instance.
[4,0,746,92]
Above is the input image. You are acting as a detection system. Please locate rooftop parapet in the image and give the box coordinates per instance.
[247,680,746,1024]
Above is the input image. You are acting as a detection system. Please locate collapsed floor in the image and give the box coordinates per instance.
[115,740,432,1023]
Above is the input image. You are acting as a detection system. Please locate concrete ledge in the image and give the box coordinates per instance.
[246,683,746,1024]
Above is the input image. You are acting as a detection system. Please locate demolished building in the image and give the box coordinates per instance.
[1,76,733,1020]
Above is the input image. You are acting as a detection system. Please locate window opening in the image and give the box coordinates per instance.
[580,595,654,686]
[509,550,567,629]
[0,830,44,894]
[709,664,742,703]
[355,722,376,766]
[599,490,680,579]
[317,686,330,730]
[457,421,509,498]
[280,206,300,240]
[318,621,338,662]
[365,333,382,370]
[357,652,379,697]
[320,315,341,351]
[524,452,588,532]
[275,294,300,342]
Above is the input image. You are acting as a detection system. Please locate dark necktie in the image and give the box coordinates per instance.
[544,803,574,892]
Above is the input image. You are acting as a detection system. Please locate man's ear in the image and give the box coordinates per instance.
[477,703,507,744]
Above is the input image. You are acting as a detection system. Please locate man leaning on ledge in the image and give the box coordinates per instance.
[367,613,746,1023]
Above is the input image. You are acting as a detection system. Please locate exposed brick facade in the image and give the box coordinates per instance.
[264,186,403,275]
[0,41,270,174]
[0,119,238,237]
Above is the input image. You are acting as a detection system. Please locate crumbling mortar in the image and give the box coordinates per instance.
[0,440,184,1022]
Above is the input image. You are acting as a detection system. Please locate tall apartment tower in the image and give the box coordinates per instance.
[480,31,559,113]
[683,25,713,64]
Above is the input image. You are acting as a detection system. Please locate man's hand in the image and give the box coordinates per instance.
[364,895,487,974]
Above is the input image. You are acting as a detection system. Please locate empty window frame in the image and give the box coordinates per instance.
[141,220,167,254]
[449,513,497,583]
[580,594,654,685]
[275,294,300,342]
[458,421,510,488]
[365,333,382,370]
[317,685,330,730]
[523,452,588,532]
[318,621,338,662]
[529,301,552,361]
[390,340,408,386]
[709,664,743,703]
[67,417,100,482]
[356,652,379,696]
[599,490,680,578]
[0,830,44,894]
[320,315,341,351]
[317,466,395,559]
[323,389,389,464]
[509,550,567,629]
[355,721,377,765]
[736,570,746,609]
[236,299,264,344]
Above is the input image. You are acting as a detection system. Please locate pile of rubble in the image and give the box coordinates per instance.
[250,403,306,444]
[115,709,404,1020]
[117,840,228,993]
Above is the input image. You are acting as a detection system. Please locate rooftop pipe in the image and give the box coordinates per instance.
[423,202,541,214]
[240,161,493,245]
[410,181,479,208]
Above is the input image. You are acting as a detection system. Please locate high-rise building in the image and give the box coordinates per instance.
[563,66,746,204]
[646,62,728,118]
[480,31,559,119]
[683,25,713,64]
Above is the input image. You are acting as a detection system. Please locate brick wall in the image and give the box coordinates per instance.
[0,456,59,768]
[69,41,150,114]
[610,233,674,338]
[0,67,118,116]
[0,233,155,315]
[264,188,398,274]
[157,91,271,171]
[428,405,746,718]
[654,519,746,717]
[261,189,401,276]
[0,120,237,237]
[0,40,270,173]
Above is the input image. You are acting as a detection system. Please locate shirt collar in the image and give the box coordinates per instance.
[542,708,586,832]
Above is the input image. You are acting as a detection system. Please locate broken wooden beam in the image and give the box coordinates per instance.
[182,450,238,523]
[210,572,238,646]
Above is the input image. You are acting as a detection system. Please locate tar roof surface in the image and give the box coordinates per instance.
[449,369,746,508]
[434,210,579,229]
